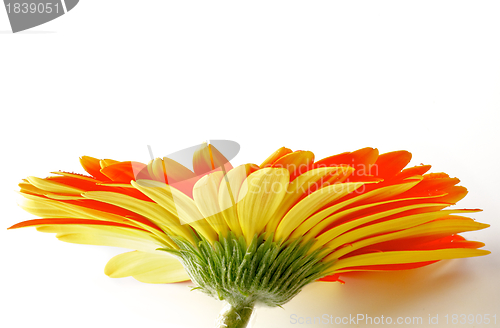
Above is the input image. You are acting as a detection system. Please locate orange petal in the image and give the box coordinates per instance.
[80,156,110,181]
[260,147,292,167]
[100,159,120,168]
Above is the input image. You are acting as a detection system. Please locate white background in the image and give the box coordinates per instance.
[1,1,499,327]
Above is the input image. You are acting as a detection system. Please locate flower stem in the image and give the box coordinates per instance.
[215,301,255,328]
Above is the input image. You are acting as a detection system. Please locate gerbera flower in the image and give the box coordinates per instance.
[10,144,489,328]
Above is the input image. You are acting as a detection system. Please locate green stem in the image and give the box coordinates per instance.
[215,301,255,328]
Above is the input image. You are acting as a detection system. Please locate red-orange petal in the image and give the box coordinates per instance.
[336,261,439,272]
[395,165,432,180]
[8,218,145,230]
[315,147,379,169]
[318,273,345,283]
[370,150,412,179]
[100,161,147,183]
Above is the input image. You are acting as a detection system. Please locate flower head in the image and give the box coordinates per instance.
[10,145,489,327]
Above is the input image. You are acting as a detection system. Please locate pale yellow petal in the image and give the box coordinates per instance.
[131,180,217,243]
[26,176,84,195]
[36,224,165,251]
[192,142,232,175]
[162,157,197,181]
[18,192,158,235]
[151,158,167,182]
[19,181,84,200]
[19,193,128,224]
[105,251,190,283]
[193,171,229,236]
[217,165,251,236]
[82,191,195,245]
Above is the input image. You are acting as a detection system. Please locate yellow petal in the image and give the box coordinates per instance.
[82,191,195,244]
[105,251,190,283]
[266,167,353,234]
[218,164,256,236]
[326,248,490,274]
[50,171,97,182]
[97,183,135,188]
[193,171,229,236]
[19,182,45,196]
[327,217,490,260]
[237,168,290,245]
[314,203,449,250]
[323,209,481,254]
[271,150,315,179]
[44,194,85,200]
[299,178,424,240]
[275,182,365,242]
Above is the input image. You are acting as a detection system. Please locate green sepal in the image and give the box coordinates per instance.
[163,232,330,308]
